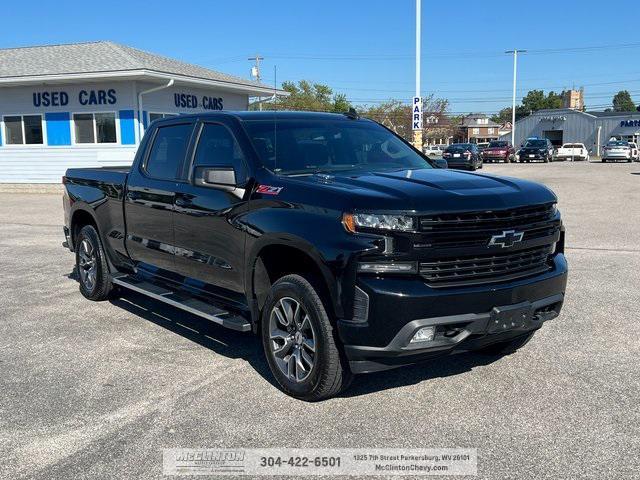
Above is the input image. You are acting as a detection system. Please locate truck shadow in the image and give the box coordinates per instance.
[106,288,506,399]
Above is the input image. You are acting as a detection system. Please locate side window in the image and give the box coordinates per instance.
[145,124,193,180]
[193,123,246,180]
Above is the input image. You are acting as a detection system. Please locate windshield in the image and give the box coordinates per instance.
[488,141,508,148]
[607,141,629,147]
[242,119,431,175]
[525,140,547,148]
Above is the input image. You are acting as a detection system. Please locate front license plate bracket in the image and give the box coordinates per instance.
[488,302,532,334]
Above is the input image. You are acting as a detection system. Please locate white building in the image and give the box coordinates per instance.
[0,41,283,183]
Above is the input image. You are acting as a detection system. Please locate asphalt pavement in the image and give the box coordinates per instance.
[1,160,639,479]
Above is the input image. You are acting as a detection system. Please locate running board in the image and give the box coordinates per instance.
[111,275,251,332]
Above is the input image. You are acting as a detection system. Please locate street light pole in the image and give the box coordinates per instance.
[505,49,526,148]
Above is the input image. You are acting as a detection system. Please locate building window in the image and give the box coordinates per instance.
[488,128,495,134]
[73,112,117,144]
[472,128,480,135]
[476,118,488,125]
[149,112,178,124]
[4,115,44,145]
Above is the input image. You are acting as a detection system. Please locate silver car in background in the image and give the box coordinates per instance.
[602,140,633,163]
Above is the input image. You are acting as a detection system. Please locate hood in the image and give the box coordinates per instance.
[283,168,556,213]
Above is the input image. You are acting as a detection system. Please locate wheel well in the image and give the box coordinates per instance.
[253,244,335,318]
[70,210,97,247]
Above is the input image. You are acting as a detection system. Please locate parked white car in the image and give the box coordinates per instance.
[602,140,633,163]
[556,143,589,161]
[423,144,447,156]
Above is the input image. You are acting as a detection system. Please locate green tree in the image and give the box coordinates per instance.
[357,95,451,142]
[259,80,352,112]
[612,90,636,112]
[491,106,528,124]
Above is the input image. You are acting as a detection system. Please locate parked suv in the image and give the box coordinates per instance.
[518,139,555,163]
[62,111,567,400]
[442,143,483,170]
[482,140,516,163]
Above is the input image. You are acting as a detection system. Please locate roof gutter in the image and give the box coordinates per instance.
[0,70,287,96]
[137,78,174,141]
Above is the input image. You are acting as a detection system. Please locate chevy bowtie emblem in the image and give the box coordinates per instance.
[488,230,524,248]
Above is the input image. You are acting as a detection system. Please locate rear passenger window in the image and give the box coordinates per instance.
[193,123,246,181]
[145,124,193,180]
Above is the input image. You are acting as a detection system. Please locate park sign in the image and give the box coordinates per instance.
[412,96,422,130]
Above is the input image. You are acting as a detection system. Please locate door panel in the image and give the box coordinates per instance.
[172,186,247,297]
[124,179,177,272]
[172,121,250,300]
[124,121,195,273]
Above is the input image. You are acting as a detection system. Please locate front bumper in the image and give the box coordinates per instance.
[338,254,568,373]
[520,151,547,160]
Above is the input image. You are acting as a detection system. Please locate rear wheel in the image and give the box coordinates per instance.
[75,225,113,301]
[261,274,352,401]
[478,331,536,355]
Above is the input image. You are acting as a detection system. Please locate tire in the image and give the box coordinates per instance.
[602,158,607,163]
[478,331,536,355]
[468,162,477,171]
[261,274,352,401]
[75,224,113,301]
[543,154,550,163]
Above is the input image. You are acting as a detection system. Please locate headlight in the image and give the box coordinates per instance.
[342,213,414,233]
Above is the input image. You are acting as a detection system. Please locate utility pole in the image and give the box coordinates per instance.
[249,55,264,110]
[412,0,423,150]
[505,49,526,148]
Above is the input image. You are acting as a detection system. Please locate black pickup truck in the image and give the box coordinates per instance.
[63,111,568,400]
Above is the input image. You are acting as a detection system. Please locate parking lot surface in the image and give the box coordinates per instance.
[1,161,639,479]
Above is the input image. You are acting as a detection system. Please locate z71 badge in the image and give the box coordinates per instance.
[256,185,283,195]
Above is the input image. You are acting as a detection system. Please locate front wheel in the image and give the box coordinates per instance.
[261,274,351,401]
[75,225,113,301]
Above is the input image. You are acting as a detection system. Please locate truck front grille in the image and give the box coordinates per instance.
[419,245,553,288]
[417,203,559,249]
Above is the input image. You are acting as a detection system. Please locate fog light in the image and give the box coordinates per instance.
[410,326,435,343]
[358,261,417,274]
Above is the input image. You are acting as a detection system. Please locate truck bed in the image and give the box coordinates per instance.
[65,166,129,185]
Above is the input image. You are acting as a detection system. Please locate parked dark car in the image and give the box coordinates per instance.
[62,111,567,401]
[518,139,554,163]
[442,143,483,170]
[482,140,516,163]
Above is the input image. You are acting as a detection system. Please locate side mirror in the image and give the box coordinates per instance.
[434,158,448,169]
[194,166,237,190]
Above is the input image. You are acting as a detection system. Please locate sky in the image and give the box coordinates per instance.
[2,0,639,115]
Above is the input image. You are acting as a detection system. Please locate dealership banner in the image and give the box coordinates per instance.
[163,448,477,476]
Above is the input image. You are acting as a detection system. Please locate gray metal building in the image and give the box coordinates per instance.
[501,108,640,155]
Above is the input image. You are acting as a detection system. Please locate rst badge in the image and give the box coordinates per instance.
[488,230,524,248]
[256,185,283,195]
